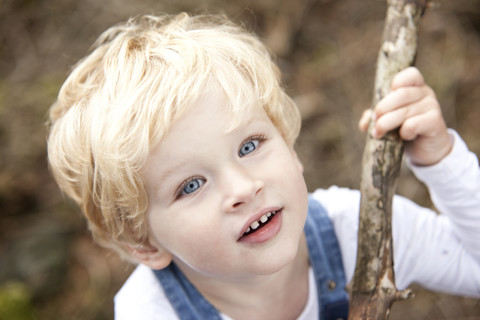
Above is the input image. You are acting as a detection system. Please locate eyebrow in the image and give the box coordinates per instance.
[225,118,270,135]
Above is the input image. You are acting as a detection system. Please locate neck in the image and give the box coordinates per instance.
[175,234,310,320]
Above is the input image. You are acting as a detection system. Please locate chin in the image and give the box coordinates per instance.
[252,232,304,276]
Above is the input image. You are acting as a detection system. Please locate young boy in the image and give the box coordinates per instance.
[47,13,480,319]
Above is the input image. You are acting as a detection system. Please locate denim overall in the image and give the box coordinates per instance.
[154,197,349,320]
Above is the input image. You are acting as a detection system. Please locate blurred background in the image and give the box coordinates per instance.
[1,0,479,319]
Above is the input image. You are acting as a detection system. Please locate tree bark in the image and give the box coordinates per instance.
[348,1,431,319]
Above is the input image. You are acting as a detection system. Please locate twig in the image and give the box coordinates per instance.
[348,1,431,319]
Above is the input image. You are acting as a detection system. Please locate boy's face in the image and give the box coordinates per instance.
[143,88,308,279]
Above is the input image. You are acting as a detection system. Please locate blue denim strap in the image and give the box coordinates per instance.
[304,197,349,320]
[153,264,222,320]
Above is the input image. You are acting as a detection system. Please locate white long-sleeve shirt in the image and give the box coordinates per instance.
[314,130,480,296]
[115,130,480,319]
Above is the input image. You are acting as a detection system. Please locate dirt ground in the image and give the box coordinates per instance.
[1,0,479,319]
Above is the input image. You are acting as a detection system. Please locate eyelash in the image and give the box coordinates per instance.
[175,176,205,200]
[174,134,268,200]
[239,134,267,156]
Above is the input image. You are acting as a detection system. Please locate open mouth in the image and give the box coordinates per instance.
[242,210,279,237]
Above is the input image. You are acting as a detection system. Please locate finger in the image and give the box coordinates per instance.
[358,109,374,132]
[376,86,428,117]
[375,100,443,140]
[398,114,422,141]
[403,119,452,166]
[399,107,445,141]
[391,67,425,90]
[373,107,408,138]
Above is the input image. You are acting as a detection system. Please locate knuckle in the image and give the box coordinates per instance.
[400,121,416,140]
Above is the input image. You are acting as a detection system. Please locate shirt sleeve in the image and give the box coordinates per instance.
[311,130,480,297]
[407,129,480,261]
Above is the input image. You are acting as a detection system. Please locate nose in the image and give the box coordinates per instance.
[222,164,264,212]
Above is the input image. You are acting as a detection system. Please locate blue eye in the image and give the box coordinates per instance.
[181,178,205,196]
[239,139,260,157]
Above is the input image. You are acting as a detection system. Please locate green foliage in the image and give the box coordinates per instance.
[0,282,36,320]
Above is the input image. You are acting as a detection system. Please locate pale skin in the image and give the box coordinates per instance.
[134,88,310,320]
[359,67,452,166]
[129,67,452,319]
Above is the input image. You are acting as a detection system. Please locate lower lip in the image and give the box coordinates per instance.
[239,210,282,244]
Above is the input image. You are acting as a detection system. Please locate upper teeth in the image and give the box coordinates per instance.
[245,211,276,234]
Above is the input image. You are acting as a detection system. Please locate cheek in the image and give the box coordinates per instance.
[173,233,238,276]
[149,214,233,270]
[276,149,307,190]
[279,149,309,212]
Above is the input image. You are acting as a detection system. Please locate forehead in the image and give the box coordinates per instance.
[148,87,268,153]
[179,83,267,132]
[171,88,269,142]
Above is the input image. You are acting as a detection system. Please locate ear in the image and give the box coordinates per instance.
[126,242,173,270]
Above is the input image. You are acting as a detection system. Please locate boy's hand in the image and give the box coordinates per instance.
[359,67,452,166]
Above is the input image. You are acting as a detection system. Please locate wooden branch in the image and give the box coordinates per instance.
[348,1,431,319]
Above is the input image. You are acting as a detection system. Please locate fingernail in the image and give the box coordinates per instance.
[371,128,379,138]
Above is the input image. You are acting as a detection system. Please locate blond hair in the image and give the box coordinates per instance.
[47,13,301,260]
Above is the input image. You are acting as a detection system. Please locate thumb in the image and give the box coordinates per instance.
[358,109,374,132]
